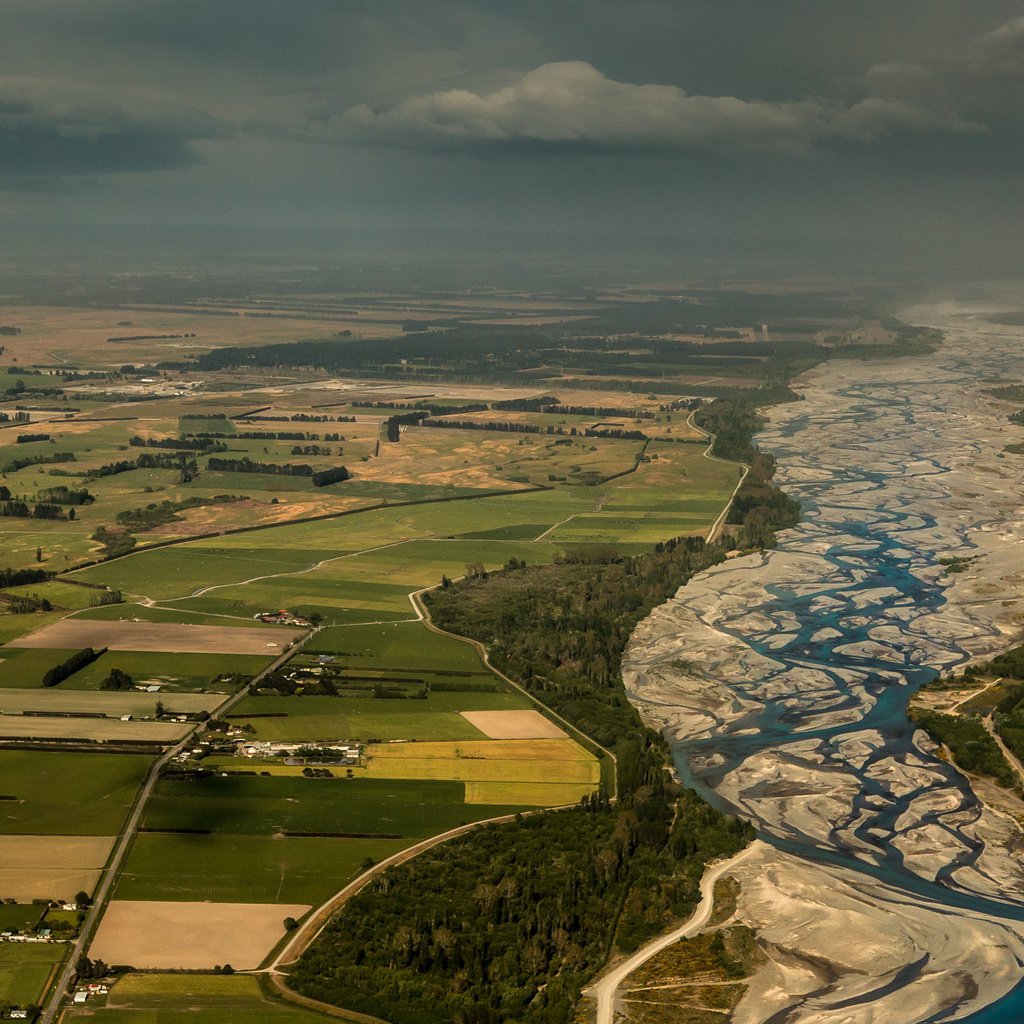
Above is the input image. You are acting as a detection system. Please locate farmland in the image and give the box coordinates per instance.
[0,750,151,834]
[0,943,64,1006]
[64,972,351,1023]
[0,282,843,1019]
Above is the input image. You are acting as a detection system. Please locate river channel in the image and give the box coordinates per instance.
[624,306,1024,1023]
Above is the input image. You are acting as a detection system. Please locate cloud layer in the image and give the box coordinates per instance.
[339,61,983,156]
[0,77,229,175]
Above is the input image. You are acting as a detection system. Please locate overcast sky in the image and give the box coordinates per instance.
[3,1,1022,275]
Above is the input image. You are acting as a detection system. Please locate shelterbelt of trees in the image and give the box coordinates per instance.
[287,425,798,1023]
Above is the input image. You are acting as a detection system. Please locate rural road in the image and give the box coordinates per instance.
[584,841,761,1024]
[39,628,318,1024]
[686,409,748,543]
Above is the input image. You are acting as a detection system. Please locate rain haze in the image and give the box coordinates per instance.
[2,0,1023,280]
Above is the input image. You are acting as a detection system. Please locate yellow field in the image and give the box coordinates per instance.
[0,834,114,901]
[463,781,594,806]
[362,738,600,788]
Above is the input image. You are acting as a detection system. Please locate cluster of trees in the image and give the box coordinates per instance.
[6,594,53,613]
[292,445,334,456]
[312,465,351,487]
[910,708,1018,791]
[259,670,338,697]
[42,647,103,688]
[35,486,93,505]
[0,410,31,423]
[241,413,354,423]
[86,453,194,479]
[236,430,316,441]
[545,404,655,419]
[423,418,558,435]
[0,567,50,588]
[15,433,50,444]
[296,516,823,1018]
[694,396,764,462]
[129,435,225,451]
[91,526,136,559]
[115,494,242,532]
[2,451,75,473]
[293,744,749,1024]
[583,426,647,440]
[207,457,313,477]
[101,668,133,691]
[726,452,801,549]
[0,500,73,521]
[385,411,431,442]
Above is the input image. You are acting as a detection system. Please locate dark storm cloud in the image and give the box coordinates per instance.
[1,1,1021,277]
[0,77,230,176]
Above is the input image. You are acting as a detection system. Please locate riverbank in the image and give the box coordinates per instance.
[622,300,1024,1023]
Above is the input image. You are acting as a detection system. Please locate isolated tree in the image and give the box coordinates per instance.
[35,546,41,562]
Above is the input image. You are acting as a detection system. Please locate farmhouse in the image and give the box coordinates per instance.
[254,609,312,626]
[238,739,360,764]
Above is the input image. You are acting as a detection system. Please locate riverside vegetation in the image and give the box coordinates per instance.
[285,400,801,1024]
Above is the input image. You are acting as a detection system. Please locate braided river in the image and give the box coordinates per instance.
[624,304,1024,1023]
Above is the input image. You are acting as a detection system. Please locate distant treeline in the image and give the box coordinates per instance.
[130,435,225,451]
[1,500,74,521]
[85,453,194,478]
[207,457,312,477]
[1,451,75,473]
[106,333,196,342]
[0,567,50,588]
[238,413,355,423]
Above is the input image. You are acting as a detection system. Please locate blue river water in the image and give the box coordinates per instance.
[651,351,1024,1021]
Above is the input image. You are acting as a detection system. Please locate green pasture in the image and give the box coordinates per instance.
[229,690,528,742]
[162,536,559,621]
[0,958,58,1007]
[0,750,152,835]
[0,903,44,932]
[59,651,271,692]
[0,648,81,688]
[2,579,112,611]
[306,621,487,670]
[0,610,68,646]
[75,603,276,627]
[179,416,237,435]
[68,973,353,1022]
[115,834,408,906]
[142,775,521,839]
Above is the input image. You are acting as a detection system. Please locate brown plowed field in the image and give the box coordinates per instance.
[7,620,303,655]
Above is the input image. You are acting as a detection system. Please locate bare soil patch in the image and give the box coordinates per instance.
[459,710,567,739]
[0,716,187,742]
[7,620,303,655]
[0,835,114,901]
[90,900,311,969]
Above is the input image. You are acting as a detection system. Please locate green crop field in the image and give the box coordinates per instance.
[67,973,351,1023]
[141,775,523,839]
[228,694,517,742]
[0,750,152,834]
[57,651,271,692]
[0,648,81,688]
[0,942,64,1006]
[114,833,409,905]
[305,621,488,670]
[0,903,44,931]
